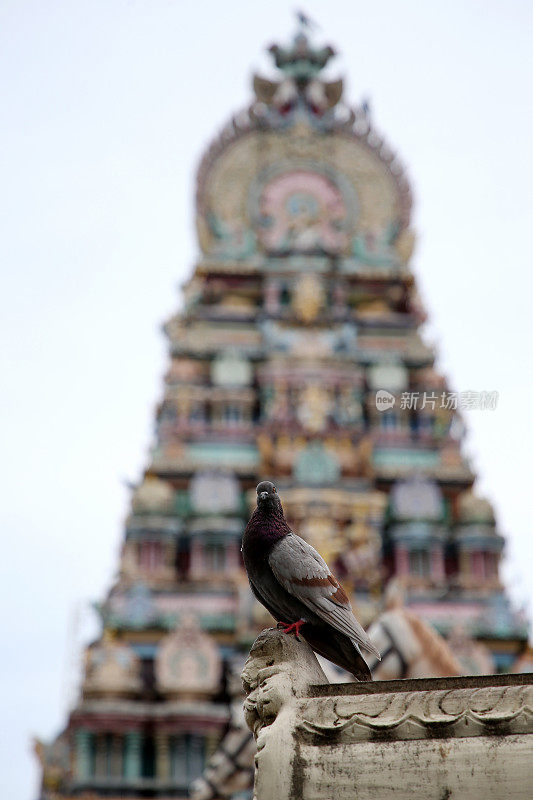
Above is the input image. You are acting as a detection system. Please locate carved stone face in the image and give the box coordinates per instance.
[241,628,328,738]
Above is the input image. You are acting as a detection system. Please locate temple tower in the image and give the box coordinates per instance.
[37,22,527,800]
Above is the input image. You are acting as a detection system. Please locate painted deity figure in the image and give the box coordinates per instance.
[259,171,348,254]
[352,221,400,269]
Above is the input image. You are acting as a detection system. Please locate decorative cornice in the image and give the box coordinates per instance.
[299,678,533,742]
[72,698,231,719]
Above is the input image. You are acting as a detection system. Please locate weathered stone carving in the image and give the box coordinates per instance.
[242,628,328,800]
[131,476,175,515]
[82,634,142,700]
[242,627,328,738]
[298,682,533,742]
[242,628,533,800]
[156,615,222,700]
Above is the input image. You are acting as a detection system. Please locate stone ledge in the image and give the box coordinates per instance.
[308,671,533,696]
[243,628,533,800]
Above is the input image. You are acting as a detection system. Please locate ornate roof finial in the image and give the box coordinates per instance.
[253,17,342,124]
[268,13,335,82]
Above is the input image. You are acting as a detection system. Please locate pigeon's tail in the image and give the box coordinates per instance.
[302,625,372,682]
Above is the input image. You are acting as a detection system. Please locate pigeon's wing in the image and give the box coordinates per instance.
[268,534,380,659]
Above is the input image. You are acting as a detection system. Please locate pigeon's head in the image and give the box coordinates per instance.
[256,480,282,513]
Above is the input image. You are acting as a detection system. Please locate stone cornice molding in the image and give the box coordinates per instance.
[299,680,533,743]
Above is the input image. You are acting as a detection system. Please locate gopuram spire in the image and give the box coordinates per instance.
[36,22,528,800]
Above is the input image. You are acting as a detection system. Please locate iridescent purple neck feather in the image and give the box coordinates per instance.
[242,491,291,556]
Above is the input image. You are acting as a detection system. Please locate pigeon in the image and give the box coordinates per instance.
[241,481,380,681]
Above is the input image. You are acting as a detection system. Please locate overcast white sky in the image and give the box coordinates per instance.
[1,1,532,798]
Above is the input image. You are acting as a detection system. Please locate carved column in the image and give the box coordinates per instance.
[111,734,123,778]
[190,539,204,577]
[332,281,347,316]
[155,731,170,781]
[225,539,241,572]
[74,729,92,780]
[430,544,445,583]
[395,543,409,577]
[123,731,142,780]
[459,548,471,587]
[204,731,220,760]
[265,278,281,313]
[94,732,106,777]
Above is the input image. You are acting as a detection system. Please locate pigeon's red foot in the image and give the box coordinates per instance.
[277,619,306,637]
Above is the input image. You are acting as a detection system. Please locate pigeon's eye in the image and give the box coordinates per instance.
[272,487,277,493]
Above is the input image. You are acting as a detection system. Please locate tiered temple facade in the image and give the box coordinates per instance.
[37,23,528,800]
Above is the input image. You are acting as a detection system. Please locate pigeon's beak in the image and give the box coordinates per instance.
[259,491,268,500]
